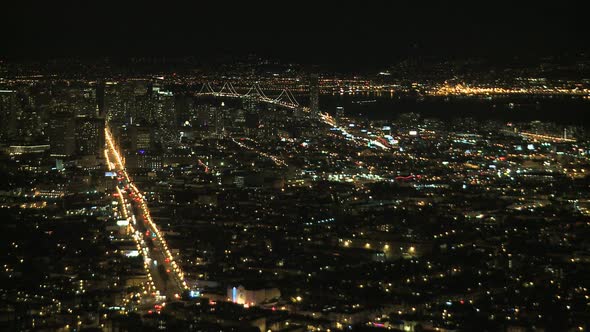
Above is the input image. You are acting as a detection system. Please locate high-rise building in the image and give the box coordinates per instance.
[245,112,259,134]
[194,104,209,128]
[75,116,105,157]
[174,95,193,127]
[0,89,19,141]
[212,106,225,138]
[96,80,106,118]
[72,88,99,118]
[3,89,46,144]
[309,74,320,117]
[129,125,153,152]
[48,112,76,157]
[242,96,258,112]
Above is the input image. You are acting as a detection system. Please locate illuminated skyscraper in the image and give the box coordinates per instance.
[75,116,105,157]
[213,106,225,138]
[309,74,319,117]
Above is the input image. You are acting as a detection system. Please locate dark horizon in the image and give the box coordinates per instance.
[2,2,587,68]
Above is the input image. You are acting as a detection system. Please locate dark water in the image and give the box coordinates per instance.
[318,93,590,125]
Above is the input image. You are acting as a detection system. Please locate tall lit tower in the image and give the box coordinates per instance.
[96,80,106,118]
[309,74,319,117]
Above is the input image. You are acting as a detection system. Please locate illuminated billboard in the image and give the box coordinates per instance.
[116,219,129,226]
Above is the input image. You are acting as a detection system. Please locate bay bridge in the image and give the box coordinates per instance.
[194,82,309,112]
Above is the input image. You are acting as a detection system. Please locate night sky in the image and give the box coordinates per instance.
[3,2,587,65]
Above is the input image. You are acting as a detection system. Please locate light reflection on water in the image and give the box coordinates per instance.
[318,93,590,124]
